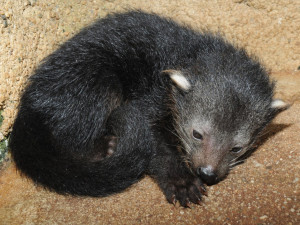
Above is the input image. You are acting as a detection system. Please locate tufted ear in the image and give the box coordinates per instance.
[162,69,191,91]
[270,99,290,117]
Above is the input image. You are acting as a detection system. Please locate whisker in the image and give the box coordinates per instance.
[229,159,245,167]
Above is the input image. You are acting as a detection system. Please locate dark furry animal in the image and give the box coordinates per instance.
[9,11,288,207]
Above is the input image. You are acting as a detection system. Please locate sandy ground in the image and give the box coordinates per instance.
[0,0,299,224]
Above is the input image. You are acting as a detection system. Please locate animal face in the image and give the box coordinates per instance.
[166,67,288,185]
[177,117,263,184]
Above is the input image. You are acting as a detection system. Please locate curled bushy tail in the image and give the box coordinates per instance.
[9,101,153,197]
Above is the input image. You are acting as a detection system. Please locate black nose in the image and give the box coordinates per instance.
[197,166,218,185]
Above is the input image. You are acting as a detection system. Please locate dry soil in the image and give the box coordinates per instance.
[0,0,299,224]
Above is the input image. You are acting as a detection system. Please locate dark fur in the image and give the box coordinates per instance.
[9,11,284,206]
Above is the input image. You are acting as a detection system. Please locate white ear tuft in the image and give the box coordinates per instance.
[162,69,191,91]
[271,99,289,109]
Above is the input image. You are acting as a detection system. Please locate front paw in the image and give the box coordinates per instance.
[162,176,207,207]
[91,135,117,162]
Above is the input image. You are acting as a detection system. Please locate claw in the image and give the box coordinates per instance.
[171,195,177,206]
[186,200,192,208]
[200,186,208,196]
[197,198,203,205]
[107,148,114,156]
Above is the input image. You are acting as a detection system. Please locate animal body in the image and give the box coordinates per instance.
[9,11,287,207]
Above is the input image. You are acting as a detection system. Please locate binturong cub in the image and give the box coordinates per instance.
[10,11,288,207]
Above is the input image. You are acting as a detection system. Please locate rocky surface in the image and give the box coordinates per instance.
[0,0,299,224]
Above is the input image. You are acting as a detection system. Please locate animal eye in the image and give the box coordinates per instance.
[231,147,243,153]
[192,130,203,140]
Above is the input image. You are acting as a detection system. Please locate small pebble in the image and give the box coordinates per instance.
[259,215,268,220]
[253,160,263,167]
[3,19,8,28]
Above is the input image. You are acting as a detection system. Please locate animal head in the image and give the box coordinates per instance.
[163,55,288,185]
